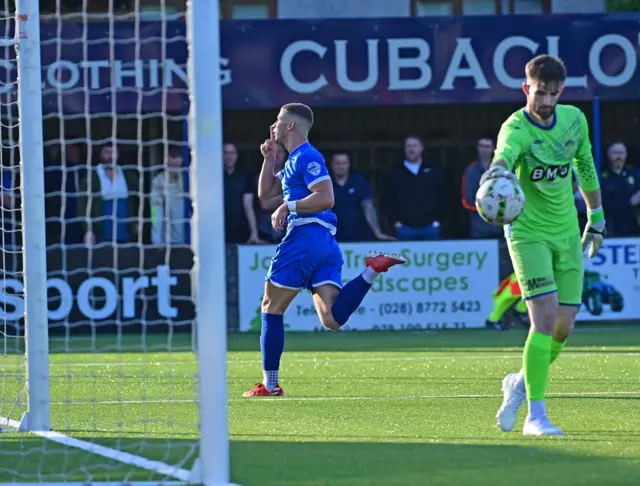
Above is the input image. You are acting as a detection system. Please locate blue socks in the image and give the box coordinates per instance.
[259,268,377,390]
[331,275,373,327]
[260,313,284,374]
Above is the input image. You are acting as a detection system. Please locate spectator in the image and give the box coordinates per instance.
[461,135,503,239]
[150,147,190,245]
[44,138,86,246]
[330,152,394,242]
[223,142,264,244]
[600,141,640,236]
[383,135,444,241]
[77,142,140,245]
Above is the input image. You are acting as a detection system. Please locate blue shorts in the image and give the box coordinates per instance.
[266,224,343,291]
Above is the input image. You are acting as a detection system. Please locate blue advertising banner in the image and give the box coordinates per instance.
[1,14,640,113]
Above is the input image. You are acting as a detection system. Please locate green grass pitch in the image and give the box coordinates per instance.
[1,327,639,485]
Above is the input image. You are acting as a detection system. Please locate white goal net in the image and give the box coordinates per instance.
[0,1,230,484]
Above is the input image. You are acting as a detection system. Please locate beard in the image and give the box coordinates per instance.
[533,105,555,120]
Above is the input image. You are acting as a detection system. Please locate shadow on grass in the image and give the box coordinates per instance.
[231,440,640,486]
[0,436,198,483]
[1,436,638,486]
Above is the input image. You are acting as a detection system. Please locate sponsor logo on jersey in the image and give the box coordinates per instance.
[562,139,578,159]
[525,276,554,292]
[307,161,321,176]
[530,163,571,183]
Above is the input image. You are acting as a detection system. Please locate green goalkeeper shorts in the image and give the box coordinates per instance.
[506,234,583,306]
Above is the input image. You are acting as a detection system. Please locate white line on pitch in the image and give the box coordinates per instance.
[234,390,640,402]
[8,351,636,370]
[230,352,640,365]
[44,390,639,406]
[0,417,191,482]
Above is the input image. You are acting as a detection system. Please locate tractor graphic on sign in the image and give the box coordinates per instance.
[582,270,624,316]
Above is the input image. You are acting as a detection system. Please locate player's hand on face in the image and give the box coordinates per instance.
[271,203,290,231]
[260,139,276,163]
[582,219,606,259]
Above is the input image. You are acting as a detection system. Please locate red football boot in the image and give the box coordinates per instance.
[242,383,284,397]
[365,251,407,273]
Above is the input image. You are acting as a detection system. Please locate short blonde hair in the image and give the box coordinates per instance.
[282,103,314,128]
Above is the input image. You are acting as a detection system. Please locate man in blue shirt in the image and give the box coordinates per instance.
[461,135,504,239]
[244,103,406,397]
[78,143,139,245]
[330,152,395,242]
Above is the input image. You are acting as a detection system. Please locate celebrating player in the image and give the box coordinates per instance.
[479,55,606,435]
[243,103,406,397]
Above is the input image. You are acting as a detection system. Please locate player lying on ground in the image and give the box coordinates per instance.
[479,55,606,435]
[244,103,407,397]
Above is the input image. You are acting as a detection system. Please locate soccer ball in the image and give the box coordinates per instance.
[475,176,525,225]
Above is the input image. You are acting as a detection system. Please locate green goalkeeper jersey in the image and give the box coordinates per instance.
[493,104,600,239]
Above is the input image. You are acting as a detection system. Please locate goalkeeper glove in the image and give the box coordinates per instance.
[479,165,519,187]
[582,207,606,259]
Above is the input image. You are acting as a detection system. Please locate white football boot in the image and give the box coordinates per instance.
[496,372,526,432]
[522,416,565,436]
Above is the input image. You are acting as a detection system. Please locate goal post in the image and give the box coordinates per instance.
[10,0,51,434]
[0,0,234,484]
[187,0,231,484]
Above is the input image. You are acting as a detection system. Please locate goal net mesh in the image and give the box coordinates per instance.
[0,4,24,437]
[0,1,205,483]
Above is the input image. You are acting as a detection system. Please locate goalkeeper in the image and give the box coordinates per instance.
[479,55,606,436]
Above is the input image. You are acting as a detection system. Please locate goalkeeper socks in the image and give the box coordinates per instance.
[527,335,564,421]
[550,338,565,363]
[523,330,552,409]
[514,338,566,393]
[260,313,284,391]
[331,271,378,326]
